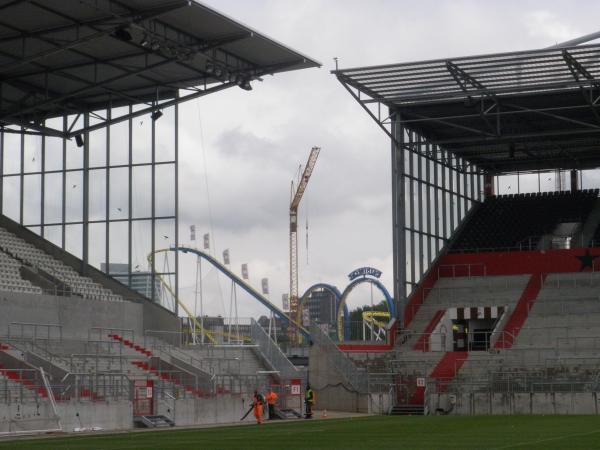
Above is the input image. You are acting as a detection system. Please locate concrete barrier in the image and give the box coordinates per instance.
[442,391,600,415]
[309,343,368,413]
[156,395,251,426]
[56,400,132,431]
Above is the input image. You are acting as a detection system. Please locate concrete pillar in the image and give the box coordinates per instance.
[484,174,495,197]
[570,169,579,192]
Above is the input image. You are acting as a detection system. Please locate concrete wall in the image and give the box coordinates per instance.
[0,400,132,433]
[308,345,369,413]
[56,400,132,431]
[0,290,180,341]
[0,291,144,339]
[156,395,253,426]
[0,402,59,433]
[433,391,600,415]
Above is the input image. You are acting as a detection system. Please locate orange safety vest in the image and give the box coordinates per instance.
[266,391,278,405]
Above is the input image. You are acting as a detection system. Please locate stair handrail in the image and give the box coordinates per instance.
[153,348,213,391]
[250,319,305,382]
[39,366,62,430]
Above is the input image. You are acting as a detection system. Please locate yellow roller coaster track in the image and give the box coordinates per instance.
[362,311,390,329]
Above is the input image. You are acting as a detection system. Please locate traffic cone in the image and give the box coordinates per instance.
[321,409,328,418]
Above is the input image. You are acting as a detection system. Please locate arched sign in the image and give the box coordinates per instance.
[336,271,394,341]
[348,267,382,281]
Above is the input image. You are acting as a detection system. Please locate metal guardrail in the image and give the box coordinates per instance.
[8,322,62,341]
[59,372,131,401]
[89,327,134,342]
[397,330,515,352]
[144,331,248,374]
[250,319,305,382]
[310,323,367,393]
[436,370,600,395]
[437,263,487,278]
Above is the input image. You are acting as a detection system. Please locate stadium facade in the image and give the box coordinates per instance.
[0,0,318,433]
[1,0,600,438]
[307,33,600,416]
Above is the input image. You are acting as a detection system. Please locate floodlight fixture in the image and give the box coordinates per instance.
[239,80,253,91]
[112,27,132,42]
[75,134,84,147]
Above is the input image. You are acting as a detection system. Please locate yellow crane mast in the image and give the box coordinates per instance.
[289,146,320,327]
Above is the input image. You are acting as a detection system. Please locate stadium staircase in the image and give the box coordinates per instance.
[133,415,175,428]
[109,334,213,398]
[384,191,600,415]
[122,332,283,398]
[413,310,445,351]
[389,405,425,416]
[428,351,469,392]
[0,364,49,400]
[494,273,546,349]
[0,343,51,400]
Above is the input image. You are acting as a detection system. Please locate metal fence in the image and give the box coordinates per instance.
[8,322,62,342]
[436,371,600,396]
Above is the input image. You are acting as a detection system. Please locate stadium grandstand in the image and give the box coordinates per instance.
[0,0,318,434]
[2,0,600,442]
[305,33,600,416]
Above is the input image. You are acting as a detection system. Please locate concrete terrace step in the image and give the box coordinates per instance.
[389,405,424,415]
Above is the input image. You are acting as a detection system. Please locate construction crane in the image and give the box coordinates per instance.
[289,146,320,333]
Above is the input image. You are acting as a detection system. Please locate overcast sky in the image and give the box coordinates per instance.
[168,0,600,320]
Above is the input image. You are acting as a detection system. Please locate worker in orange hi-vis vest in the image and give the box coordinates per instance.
[265,389,279,420]
[252,390,265,425]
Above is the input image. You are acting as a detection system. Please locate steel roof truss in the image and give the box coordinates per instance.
[562,49,600,125]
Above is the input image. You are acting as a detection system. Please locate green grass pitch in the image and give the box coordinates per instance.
[1,415,600,449]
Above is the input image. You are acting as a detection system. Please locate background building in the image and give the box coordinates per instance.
[307,289,336,325]
[102,263,162,303]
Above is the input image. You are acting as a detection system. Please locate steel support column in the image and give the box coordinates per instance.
[391,110,405,324]
[174,96,180,316]
[82,113,90,273]
[151,109,157,303]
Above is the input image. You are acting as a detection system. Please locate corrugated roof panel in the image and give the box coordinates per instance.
[0,0,319,130]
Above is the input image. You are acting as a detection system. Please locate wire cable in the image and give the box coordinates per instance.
[194,99,226,317]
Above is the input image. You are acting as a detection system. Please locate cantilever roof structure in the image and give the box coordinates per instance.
[0,0,320,138]
[334,43,600,173]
